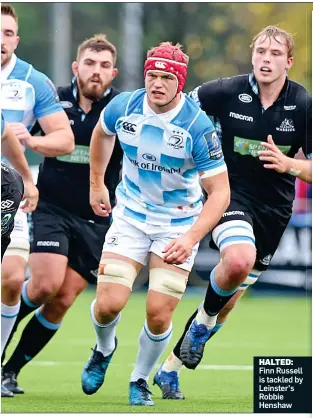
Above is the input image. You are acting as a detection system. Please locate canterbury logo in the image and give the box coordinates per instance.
[155,61,166,69]
[122,122,136,133]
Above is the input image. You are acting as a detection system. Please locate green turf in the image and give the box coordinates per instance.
[2,290,311,413]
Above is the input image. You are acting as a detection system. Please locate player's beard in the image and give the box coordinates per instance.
[77,75,109,102]
[1,48,11,67]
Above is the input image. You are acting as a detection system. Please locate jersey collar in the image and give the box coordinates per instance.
[0,53,17,81]
[143,92,186,121]
[249,72,289,100]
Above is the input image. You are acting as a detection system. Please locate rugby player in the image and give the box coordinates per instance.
[2,34,122,395]
[1,3,74,396]
[1,117,38,398]
[154,26,312,400]
[81,42,230,406]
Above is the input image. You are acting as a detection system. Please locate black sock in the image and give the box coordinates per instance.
[3,313,60,376]
[173,308,198,359]
[1,297,39,365]
[203,269,237,316]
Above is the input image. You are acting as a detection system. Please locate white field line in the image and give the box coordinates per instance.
[27,361,253,370]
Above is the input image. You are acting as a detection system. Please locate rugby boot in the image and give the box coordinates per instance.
[1,384,14,398]
[81,337,118,395]
[2,371,24,394]
[153,366,185,399]
[129,378,154,406]
[180,319,212,369]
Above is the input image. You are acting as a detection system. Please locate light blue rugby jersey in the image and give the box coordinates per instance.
[100,88,227,226]
[1,54,62,132]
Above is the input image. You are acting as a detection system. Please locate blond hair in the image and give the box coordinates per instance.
[77,34,117,64]
[250,26,295,58]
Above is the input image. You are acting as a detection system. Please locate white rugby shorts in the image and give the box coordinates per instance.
[102,206,199,272]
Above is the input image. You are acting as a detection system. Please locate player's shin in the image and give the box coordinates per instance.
[130,320,173,382]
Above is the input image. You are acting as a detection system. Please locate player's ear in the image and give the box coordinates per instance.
[72,61,78,77]
[111,68,119,81]
[286,57,293,71]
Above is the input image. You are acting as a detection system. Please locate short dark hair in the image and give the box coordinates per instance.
[1,4,18,25]
[77,34,117,64]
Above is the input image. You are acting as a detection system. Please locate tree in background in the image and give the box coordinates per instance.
[12,2,311,91]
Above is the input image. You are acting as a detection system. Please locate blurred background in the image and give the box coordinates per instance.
[13,2,312,294]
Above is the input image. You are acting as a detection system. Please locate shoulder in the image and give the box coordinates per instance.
[109,88,145,114]
[109,86,121,99]
[183,96,214,132]
[56,85,75,109]
[288,80,312,109]
[201,73,249,94]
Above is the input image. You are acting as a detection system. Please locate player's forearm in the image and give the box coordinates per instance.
[186,187,230,246]
[288,158,312,184]
[90,128,116,188]
[31,128,74,157]
[2,134,33,182]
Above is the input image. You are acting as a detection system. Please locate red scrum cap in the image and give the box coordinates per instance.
[144,43,188,94]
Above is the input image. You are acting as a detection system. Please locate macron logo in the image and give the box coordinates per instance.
[37,241,60,247]
[229,112,253,122]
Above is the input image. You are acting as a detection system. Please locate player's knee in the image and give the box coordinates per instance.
[148,268,187,300]
[146,308,172,334]
[96,296,124,319]
[1,264,25,298]
[224,251,255,283]
[1,275,24,300]
[30,273,61,301]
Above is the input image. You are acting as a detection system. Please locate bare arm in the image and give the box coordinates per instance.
[285,158,311,184]
[2,123,34,182]
[2,123,39,213]
[163,171,230,265]
[185,171,230,245]
[89,121,116,217]
[9,110,74,157]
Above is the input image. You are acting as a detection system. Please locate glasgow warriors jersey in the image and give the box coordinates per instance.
[36,81,122,223]
[190,74,312,207]
[101,88,227,226]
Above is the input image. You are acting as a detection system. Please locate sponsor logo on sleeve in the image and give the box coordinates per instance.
[204,131,223,160]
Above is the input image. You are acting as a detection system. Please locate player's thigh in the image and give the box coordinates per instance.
[147,252,190,317]
[29,202,70,288]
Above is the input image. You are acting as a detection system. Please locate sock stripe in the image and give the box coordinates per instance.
[1,313,18,319]
[22,281,39,308]
[143,326,172,343]
[35,310,62,331]
[210,269,237,297]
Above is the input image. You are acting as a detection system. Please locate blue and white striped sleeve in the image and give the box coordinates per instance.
[30,69,63,119]
[191,113,227,177]
[100,92,132,135]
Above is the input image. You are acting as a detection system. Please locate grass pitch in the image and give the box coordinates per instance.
[2,290,311,413]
